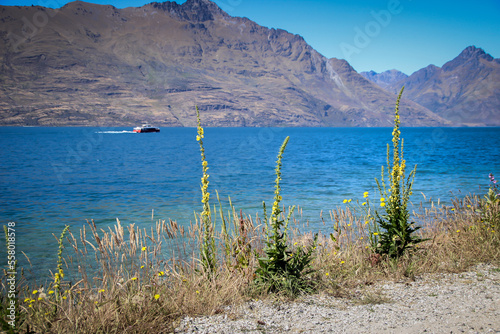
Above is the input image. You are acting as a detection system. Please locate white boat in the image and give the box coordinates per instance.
[133,124,160,133]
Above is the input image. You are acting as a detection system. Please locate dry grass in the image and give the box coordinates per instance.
[2,194,499,333]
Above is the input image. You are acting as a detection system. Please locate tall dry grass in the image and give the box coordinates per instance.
[1,192,498,333]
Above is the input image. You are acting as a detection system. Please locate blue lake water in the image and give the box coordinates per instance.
[1,126,499,282]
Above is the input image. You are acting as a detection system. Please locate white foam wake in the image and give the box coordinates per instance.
[95,130,135,134]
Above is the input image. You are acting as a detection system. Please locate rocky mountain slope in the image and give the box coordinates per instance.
[0,0,448,127]
[377,46,499,126]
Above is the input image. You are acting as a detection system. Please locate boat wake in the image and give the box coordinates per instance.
[95,130,135,134]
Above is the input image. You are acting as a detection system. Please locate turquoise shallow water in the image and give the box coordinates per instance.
[1,126,499,281]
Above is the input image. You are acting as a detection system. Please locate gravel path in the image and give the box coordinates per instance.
[175,264,500,333]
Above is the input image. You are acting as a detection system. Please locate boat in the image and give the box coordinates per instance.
[133,124,160,133]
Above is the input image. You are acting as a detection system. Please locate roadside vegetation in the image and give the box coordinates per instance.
[1,90,499,333]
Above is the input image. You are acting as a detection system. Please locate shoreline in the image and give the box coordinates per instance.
[176,263,500,333]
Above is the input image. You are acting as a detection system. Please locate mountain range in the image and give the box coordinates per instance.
[0,0,497,126]
[361,46,500,126]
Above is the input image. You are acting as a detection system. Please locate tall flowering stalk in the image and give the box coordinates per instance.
[54,225,69,303]
[374,87,424,258]
[195,106,216,272]
[255,136,317,296]
[269,136,289,243]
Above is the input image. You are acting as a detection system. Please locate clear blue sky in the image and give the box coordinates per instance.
[1,0,499,75]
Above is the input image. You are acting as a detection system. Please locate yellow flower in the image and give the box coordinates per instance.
[62,296,67,300]
[348,199,352,203]
[380,197,385,202]
[98,289,105,293]
[373,232,379,236]
[32,290,38,295]
[360,237,363,240]
[196,290,200,294]
[340,261,345,264]
[142,246,147,252]
[363,192,369,198]
[325,272,329,276]
[158,271,165,276]
[380,202,386,207]
[141,265,145,269]
[38,297,43,301]
[48,290,54,295]
[343,199,348,204]
[131,277,137,281]
[456,230,460,233]
[362,202,366,206]
[154,294,160,300]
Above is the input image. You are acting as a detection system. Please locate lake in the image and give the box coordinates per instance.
[1,126,499,282]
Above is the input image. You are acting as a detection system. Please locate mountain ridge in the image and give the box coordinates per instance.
[0,1,471,126]
[383,46,500,126]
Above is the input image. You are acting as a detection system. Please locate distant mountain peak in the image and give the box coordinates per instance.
[359,69,408,89]
[382,46,500,126]
[443,45,494,72]
[182,0,223,14]
[149,0,226,21]
[461,45,487,57]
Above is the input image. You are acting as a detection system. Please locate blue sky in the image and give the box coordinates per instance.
[1,0,499,75]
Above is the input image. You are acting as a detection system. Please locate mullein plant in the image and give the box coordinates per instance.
[53,225,70,304]
[255,136,317,296]
[196,106,217,273]
[373,87,425,258]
